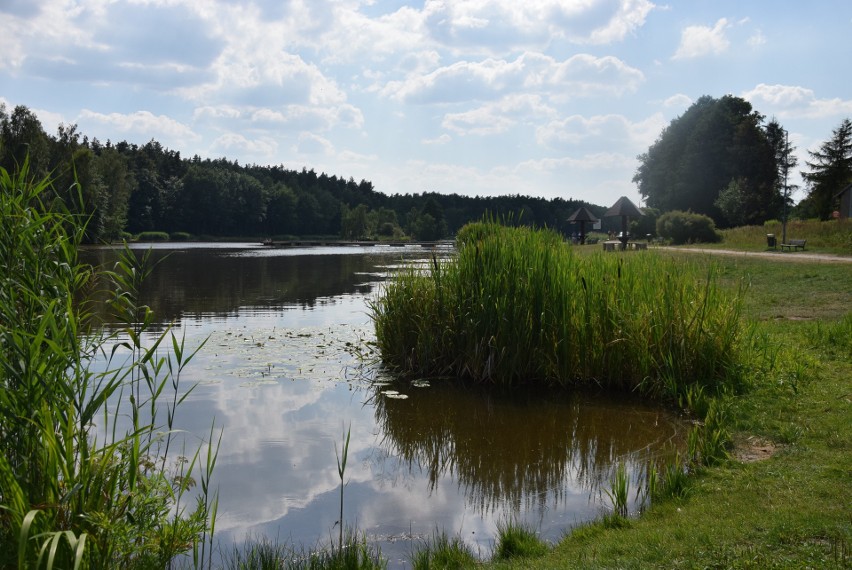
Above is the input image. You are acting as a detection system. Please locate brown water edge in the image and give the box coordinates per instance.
[371,379,688,516]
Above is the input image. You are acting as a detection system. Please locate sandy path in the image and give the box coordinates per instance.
[659,246,852,264]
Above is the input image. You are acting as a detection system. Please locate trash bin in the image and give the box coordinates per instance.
[766,234,776,249]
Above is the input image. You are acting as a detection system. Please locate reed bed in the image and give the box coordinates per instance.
[370,221,750,400]
[0,163,217,568]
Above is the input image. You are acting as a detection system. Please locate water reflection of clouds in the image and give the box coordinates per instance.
[81,247,687,563]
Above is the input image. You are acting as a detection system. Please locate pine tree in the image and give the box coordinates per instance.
[802,118,852,220]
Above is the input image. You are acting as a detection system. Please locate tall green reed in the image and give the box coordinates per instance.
[370,221,750,401]
[0,162,218,568]
[604,463,630,518]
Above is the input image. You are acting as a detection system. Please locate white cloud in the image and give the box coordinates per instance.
[442,94,554,136]
[421,0,655,47]
[518,152,635,173]
[663,94,692,109]
[78,109,199,141]
[742,83,852,119]
[295,132,335,155]
[748,29,766,47]
[743,84,814,107]
[672,18,730,60]
[382,52,643,104]
[209,133,278,158]
[422,134,452,145]
[536,112,665,150]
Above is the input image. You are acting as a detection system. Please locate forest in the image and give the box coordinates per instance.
[0,104,605,243]
[2,98,849,243]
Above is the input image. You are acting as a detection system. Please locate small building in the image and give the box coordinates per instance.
[836,183,852,219]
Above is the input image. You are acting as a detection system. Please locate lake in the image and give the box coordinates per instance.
[81,242,687,567]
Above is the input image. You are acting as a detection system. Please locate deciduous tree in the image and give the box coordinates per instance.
[634,95,777,226]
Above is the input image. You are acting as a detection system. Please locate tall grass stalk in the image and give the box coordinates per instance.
[370,221,750,400]
[604,463,630,518]
[335,424,351,551]
[0,162,217,568]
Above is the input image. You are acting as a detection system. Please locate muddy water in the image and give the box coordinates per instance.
[82,243,687,567]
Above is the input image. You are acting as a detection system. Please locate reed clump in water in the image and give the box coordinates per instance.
[370,221,750,400]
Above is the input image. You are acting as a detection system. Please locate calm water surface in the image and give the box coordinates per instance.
[82,243,687,567]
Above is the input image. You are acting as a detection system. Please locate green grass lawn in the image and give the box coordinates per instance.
[488,252,852,569]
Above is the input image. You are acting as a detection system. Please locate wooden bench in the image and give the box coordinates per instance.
[780,239,806,251]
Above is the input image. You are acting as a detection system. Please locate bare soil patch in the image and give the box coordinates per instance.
[733,435,780,463]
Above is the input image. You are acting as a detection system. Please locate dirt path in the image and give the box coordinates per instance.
[661,246,852,263]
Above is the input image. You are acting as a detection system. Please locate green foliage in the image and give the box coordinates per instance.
[493,521,549,561]
[370,222,747,400]
[802,118,852,220]
[170,231,192,241]
[410,531,478,570]
[634,95,779,225]
[808,313,852,361]
[714,178,750,227]
[0,163,217,567]
[656,210,722,244]
[135,230,170,241]
[629,207,660,239]
[604,463,630,518]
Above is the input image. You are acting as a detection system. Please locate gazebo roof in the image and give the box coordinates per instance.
[567,206,599,223]
[604,196,643,218]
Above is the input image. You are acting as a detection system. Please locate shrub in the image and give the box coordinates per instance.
[169,231,192,241]
[656,210,722,244]
[136,230,170,241]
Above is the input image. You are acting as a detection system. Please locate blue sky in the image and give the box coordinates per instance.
[3,0,851,207]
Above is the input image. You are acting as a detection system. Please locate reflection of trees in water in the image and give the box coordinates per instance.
[80,248,430,328]
[373,382,686,514]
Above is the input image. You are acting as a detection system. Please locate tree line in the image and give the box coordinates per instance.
[3,98,849,244]
[0,104,603,243]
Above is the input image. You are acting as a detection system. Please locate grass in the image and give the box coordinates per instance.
[712,218,852,254]
[224,530,386,570]
[409,530,479,570]
[492,521,549,561]
[487,252,852,570]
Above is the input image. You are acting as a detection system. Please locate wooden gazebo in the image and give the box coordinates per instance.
[567,207,599,245]
[603,196,643,250]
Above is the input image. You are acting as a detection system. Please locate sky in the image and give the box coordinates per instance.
[2,0,852,208]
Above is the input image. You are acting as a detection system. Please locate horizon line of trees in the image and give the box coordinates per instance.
[0,103,611,244]
[2,99,850,245]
